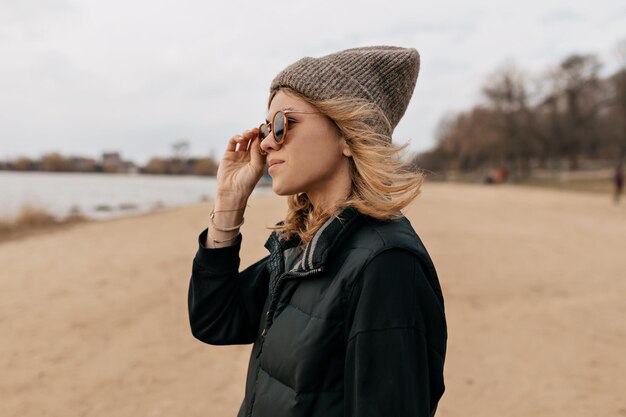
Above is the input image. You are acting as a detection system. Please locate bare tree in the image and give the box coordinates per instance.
[418,44,626,178]
[172,139,190,161]
[549,53,612,169]
[613,39,626,158]
[170,139,191,175]
[430,107,502,173]
[481,61,535,178]
[41,153,72,172]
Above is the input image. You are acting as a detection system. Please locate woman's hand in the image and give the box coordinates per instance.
[216,127,267,199]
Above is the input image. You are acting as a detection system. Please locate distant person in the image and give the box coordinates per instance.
[187,46,447,416]
[615,161,624,203]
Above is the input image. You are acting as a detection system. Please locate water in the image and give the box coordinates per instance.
[0,171,272,220]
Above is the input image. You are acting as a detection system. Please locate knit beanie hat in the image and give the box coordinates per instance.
[269,45,420,137]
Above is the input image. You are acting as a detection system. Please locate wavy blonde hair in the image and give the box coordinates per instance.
[267,87,424,248]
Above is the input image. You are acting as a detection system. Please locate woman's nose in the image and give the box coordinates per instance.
[260,131,281,153]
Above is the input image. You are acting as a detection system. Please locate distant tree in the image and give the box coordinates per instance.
[172,139,190,160]
[192,157,219,176]
[143,157,168,174]
[526,79,566,170]
[612,39,626,158]
[169,139,191,175]
[431,112,461,170]
[550,53,610,169]
[413,148,449,177]
[69,157,97,172]
[41,152,72,172]
[13,157,34,171]
[167,158,188,175]
[430,106,503,173]
[481,62,536,178]
[419,43,626,177]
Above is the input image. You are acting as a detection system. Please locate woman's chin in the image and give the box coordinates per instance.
[271,181,286,196]
[271,181,298,197]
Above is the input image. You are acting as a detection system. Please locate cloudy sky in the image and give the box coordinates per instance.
[1,0,625,165]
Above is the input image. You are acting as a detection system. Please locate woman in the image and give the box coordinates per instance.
[188,46,447,417]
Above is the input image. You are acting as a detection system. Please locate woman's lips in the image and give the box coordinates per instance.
[268,161,284,173]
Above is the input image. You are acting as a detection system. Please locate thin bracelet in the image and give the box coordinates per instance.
[212,205,248,213]
[210,209,245,232]
[207,229,240,245]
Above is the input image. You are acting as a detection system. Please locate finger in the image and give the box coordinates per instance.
[246,131,254,151]
[235,135,244,152]
[226,128,260,153]
[238,137,251,152]
[248,127,259,142]
[244,129,257,150]
[247,127,260,148]
[242,128,260,151]
[243,128,259,141]
[247,135,256,152]
[254,130,268,160]
[251,135,267,163]
[226,134,244,152]
[232,134,252,152]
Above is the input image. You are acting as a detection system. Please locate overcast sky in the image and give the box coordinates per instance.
[1,0,625,165]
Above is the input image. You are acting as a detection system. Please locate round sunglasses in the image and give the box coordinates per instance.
[259,110,321,144]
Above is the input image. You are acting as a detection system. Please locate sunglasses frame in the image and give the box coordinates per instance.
[259,110,322,144]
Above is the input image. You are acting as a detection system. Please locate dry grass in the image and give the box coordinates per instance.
[0,204,86,243]
[515,176,615,195]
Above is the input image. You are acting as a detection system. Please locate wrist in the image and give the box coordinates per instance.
[214,191,249,210]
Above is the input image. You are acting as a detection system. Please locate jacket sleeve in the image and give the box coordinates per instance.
[188,228,270,345]
[344,249,447,417]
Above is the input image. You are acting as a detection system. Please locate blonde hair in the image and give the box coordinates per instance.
[267,87,423,248]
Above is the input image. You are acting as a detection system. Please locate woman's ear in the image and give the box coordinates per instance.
[340,137,352,157]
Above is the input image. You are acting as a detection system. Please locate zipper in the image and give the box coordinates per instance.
[255,266,324,358]
[247,266,324,417]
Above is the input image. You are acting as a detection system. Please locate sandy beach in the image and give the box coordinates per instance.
[1,182,625,417]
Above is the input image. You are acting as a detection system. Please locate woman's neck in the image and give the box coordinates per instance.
[306,158,352,214]
[307,181,351,215]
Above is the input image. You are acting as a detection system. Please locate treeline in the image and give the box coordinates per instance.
[416,39,626,179]
[141,140,220,175]
[142,156,219,176]
[0,153,134,173]
[0,141,222,176]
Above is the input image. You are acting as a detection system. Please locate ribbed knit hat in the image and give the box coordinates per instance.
[270,45,420,137]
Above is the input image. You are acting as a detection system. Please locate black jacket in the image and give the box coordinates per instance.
[188,207,447,417]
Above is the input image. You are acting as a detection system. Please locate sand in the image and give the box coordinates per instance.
[1,182,625,417]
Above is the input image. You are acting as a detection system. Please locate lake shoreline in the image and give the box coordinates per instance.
[0,201,212,245]
[0,171,221,221]
[1,177,621,244]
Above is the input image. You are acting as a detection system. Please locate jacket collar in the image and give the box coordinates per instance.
[264,206,363,275]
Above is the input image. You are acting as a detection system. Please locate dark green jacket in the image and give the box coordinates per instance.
[188,207,447,417]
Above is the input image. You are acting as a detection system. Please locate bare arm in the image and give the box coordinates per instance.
[205,127,266,248]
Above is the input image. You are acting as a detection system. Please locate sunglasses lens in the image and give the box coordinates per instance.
[259,124,269,140]
[273,111,286,142]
